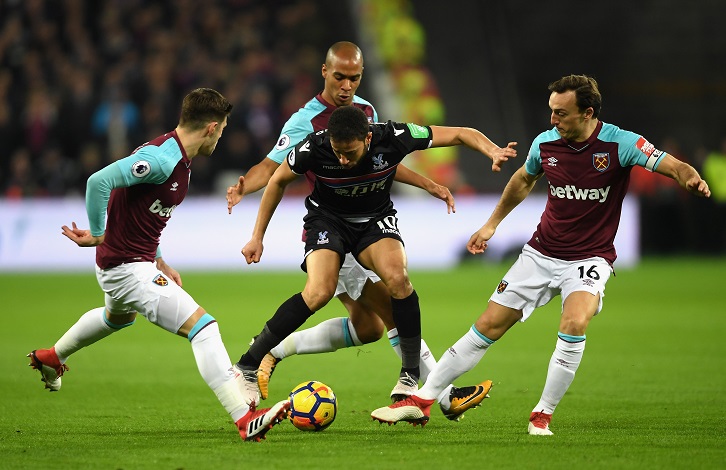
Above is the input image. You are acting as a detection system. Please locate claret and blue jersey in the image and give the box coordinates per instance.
[524,121,666,263]
[87,131,191,269]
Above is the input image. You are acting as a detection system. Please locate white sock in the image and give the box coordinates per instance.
[191,322,249,422]
[418,326,493,401]
[270,317,362,359]
[54,307,123,363]
[533,336,585,415]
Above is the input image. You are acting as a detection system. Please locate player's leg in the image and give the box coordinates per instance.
[28,264,140,391]
[142,265,289,441]
[529,258,611,436]
[268,255,384,360]
[176,307,289,441]
[357,236,422,388]
[371,245,552,425]
[236,248,339,373]
[371,301,520,425]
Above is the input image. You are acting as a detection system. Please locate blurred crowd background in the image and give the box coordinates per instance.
[0,0,724,254]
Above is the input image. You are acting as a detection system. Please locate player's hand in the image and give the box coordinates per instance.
[241,238,263,264]
[428,183,456,214]
[226,175,245,214]
[686,176,711,198]
[466,225,496,254]
[156,257,182,286]
[61,222,104,247]
[490,142,517,173]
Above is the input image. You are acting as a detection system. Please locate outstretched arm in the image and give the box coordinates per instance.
[393,163,455,213]
[226,158,281,214]
[241,159,298,264]
[467,165,541,254]
[429,126,517,172]
[655,154,711,197]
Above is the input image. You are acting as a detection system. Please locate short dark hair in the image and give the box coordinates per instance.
[548,74,602,118]
[179,88,233,130]
[328,106,369,142]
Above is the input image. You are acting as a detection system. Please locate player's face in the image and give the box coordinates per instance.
[330,133,372,169]
[199,117,228,157]
[549,91,592,142]
[322,55,363,107]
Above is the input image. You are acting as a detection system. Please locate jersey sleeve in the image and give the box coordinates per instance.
[267,114,314,164]
[85,151,176,236]
[391,121,433,152]
[524,137,544,176]
[616,129,666,172]
[286,135,315,175]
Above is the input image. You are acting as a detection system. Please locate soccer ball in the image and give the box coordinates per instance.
[288,380,337,431]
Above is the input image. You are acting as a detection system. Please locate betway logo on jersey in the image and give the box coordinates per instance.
[149,199,177,217]
[549,184,611,203]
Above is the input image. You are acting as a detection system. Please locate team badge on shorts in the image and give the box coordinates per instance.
[496,280,508,293]
[317,231,330,245]
[593,153,610,172]
[153,274,168,286]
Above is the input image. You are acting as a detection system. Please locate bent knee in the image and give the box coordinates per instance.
[302,287,336,311]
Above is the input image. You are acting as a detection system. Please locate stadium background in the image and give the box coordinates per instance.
[0,0,724,267]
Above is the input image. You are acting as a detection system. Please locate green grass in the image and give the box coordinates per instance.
[2,258,725,469]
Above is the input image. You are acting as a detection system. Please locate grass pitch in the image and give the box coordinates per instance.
[2,258,725,469]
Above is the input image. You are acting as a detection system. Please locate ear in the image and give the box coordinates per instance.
[321,64,328,79]
[584,107,595,119]
[206,121,218,136]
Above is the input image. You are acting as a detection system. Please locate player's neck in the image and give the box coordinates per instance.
[175,126,202,159]
[572,119,599,143]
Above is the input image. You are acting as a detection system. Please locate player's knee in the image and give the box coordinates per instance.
[381,272,412,299]
[353,316,385,344]
[302,286,336,311]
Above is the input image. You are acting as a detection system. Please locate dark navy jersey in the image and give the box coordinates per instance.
[287,121,433,220]
[524,121,665,264]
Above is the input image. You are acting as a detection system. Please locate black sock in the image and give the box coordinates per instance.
[236,292,314,369]
[391,290,421,377]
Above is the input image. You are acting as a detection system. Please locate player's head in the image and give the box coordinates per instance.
[321,41,364,107]
[548,74,601,142]
[328,106,372,169]
[179,88,233,157]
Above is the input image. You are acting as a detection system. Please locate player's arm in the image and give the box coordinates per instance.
[467,165,541,254]
[241,159,298,264]
[654,153,711,197]
[226,158,282,214]
[393,163,455,213]
[429,125,517,172]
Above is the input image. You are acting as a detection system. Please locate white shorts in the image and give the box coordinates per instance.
[95,262,200,334]
[334,253,381,300]
[490,244,613,321]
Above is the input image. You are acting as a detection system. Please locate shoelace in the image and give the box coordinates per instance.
[398,372,418,388]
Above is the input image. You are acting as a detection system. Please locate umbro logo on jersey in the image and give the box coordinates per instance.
[170,182,178,191]
[547,157,558,167]
[300,142,311,152]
